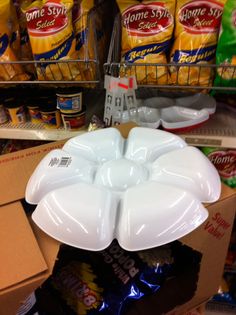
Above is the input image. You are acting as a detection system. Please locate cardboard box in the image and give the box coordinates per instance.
[0,124,235,315]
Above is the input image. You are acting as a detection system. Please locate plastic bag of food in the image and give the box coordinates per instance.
[39,240,202,315]
[73,0,96,81]
[0,0,29,81]
[13,0,35,76]
[201,147,236,188]
[22,0,82,81]
[214,0,236,91]
[117,0,176,85]
[170,0,226,87]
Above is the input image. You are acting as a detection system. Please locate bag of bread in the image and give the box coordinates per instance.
[117,0,176,85]
[214,0,236,91]
[170,0,226,87]
[0,0,28,81]
[22,0,82,81]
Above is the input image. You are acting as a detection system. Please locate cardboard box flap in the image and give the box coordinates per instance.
[181,185,236,251]
[0,141,65,207]
[30,220,61,275]
[0,202,48,291]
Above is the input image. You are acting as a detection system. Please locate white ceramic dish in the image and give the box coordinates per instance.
[27,127,221,251]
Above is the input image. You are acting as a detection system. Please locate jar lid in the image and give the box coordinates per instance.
[39,100,57,112]
[56,87,82,96]
[4,98,17,108]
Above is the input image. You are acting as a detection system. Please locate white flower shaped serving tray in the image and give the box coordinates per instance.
[26,127,221,251]
[120,94,216,130]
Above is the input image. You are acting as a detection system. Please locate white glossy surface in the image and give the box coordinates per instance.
[32,183,118,251]
[63,128,124,163]
[125,127,186,163]
[143,97,175,109]
[95,158,149,191]
[161,107,209,130]
[117,182,208,251]
[26,149,96,204]
[151,146,221,202]
[120,94,216,130]
[176,94,216,115]
[27,127,221,251]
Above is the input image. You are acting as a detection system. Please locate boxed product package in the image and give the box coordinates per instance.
[0,124,235,315]
[201,147,236,188]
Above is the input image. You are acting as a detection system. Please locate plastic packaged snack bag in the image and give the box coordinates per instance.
[22,0,82,81]
[42,240,201,315]
[73,0,96,81]
[214,0,236,91]
[49,241,175,315]
[117,0,176,85]
[201,147,236,188]
[0,0,29,81]
[13,0,36,76]
[170,0,226,87]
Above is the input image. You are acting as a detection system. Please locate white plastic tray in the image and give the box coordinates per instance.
[26,127,221,251]
[122,94,216,131]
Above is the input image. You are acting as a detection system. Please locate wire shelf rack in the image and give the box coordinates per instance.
[0,0,113,87]
[104,15,236,92]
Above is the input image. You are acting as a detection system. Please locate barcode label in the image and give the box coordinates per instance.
[48,157,72,167]
[58,157,72,167]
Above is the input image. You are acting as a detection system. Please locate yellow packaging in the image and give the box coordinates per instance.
[40,110,61,129]
[117,0,176,85]
[0,0,29,81]
[73,0,96,81]
[14,0,35,76]
[7,106,27,124]
[170,0,226,86]
[22,0,82,81]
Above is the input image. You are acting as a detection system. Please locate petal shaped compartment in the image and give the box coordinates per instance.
[26,149,95,204]
[125,127,186,163]
[32,183,118,251]
[117,182,208,251]
[150,146,221,202]
[63,128,124,163]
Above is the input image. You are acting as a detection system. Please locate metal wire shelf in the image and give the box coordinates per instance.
[0,0,113,87]
[104,62,236,91]
[0,59,100,85]
[105,14,236,92]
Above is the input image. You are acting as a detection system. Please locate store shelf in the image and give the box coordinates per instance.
[179,103,236,148]
[106,15,236,92]
[0,103,235,147]
[0,122,86,141]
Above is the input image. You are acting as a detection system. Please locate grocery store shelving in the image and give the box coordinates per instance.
[179,103,236,148]
[1,102,235,148]
[0,122,86,141]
